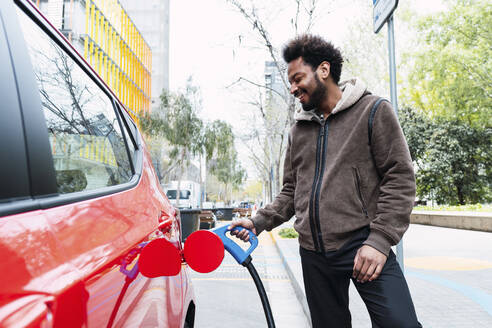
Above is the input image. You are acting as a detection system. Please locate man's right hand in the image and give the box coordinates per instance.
[228,219,257,242]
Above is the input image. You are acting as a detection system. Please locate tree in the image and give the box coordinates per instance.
[338,0,389,97]
[399,106,492,205]
[205,121,247,203]
[208,149,247,203]
[203,120,235,161]
[403,0,492,127]
[226,0,321,199]
[140,80,246,206]
[242,180,263,202]
[140,86,203,206]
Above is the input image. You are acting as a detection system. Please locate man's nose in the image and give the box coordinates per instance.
[290,84,297,95]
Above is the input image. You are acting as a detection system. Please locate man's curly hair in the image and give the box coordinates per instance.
[282,34,344,84]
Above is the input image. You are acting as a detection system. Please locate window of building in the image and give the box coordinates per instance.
[16,6,133,194]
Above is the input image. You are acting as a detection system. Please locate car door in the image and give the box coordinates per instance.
[0,1,61,326]
[0,0,187,327]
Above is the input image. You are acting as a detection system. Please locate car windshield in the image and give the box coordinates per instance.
[166,190,190,199]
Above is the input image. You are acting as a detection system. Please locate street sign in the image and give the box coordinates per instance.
[373,0,399,33]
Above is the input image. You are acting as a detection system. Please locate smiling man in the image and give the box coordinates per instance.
[230,34,421,328]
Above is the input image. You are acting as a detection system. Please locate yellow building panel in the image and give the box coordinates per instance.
[91,4,95,39]
[79,0,151,121]
[85,0,89,35]
[84,36,88,59]
[34,0,153,118]
[95,10,99,46]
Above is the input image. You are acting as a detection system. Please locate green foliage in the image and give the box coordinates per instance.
[139,80,246,190]
[202,120,246,191]
[203,120,235,161]
[278,228,299,239]
[139,87,203,182]
[205,120,246,190]
[208,149,247,190]
[243,180,263,200]
[404,0,492,127]
[400,106,492,205]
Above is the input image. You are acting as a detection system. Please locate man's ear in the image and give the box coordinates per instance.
[318,61,331,80]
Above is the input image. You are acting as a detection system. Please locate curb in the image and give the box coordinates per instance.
[411,211,492,232]
[269,229,312,325]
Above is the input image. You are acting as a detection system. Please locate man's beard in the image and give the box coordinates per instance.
[302,74,327,111]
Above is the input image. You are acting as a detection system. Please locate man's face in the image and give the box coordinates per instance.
[288,57,327,111]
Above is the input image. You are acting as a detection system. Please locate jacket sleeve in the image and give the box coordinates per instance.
[363,101,416,256]
[251,135,296,234]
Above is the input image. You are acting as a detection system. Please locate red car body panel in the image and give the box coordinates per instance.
[0,147,194,328]
[0,1,195,326]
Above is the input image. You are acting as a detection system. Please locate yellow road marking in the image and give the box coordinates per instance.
[218,260,282,267]
[192,278,290,282]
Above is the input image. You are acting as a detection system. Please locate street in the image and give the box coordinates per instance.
[190,222,309,328]
[190,221,492,328]
[346,224,492,327]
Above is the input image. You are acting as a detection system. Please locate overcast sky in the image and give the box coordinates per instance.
[168,0,446,180]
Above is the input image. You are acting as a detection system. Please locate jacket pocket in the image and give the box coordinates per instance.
[352,167,369,218]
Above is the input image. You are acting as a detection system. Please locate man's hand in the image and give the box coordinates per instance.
[228,219,257,242]
[352,245,387,283]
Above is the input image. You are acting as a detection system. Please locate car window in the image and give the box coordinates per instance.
[15,7,132,194]
[116,104,137,165]
[123,123,137,166]
[166,190,190,200]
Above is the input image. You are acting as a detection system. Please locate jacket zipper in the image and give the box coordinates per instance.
[308,120,323,252]
[353,167,369,218]
[309,117,329,252]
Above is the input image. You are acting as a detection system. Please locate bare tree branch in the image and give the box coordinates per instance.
[293,0,301,34]
[305,0,317,33]
[226,0,320,190]
[228,0,290,93]
[226,77,288,102]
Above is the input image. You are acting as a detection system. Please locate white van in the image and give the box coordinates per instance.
[163,180,201,209]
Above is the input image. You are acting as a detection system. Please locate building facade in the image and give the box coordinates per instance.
[119,0,169,111]
[263,61,289,202]
[264,61,288,100]
[32,0,152,122]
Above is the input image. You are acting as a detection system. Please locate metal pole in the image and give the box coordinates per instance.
[270,166,274,202]
[387,15,404,272]
[387,16,398,115]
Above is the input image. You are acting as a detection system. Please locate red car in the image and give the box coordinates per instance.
[0,0,195,327]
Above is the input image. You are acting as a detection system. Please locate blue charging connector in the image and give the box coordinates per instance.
[211,224,258,265]
[211,223,275,327]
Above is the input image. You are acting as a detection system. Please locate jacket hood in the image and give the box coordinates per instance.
[295,77,367,122]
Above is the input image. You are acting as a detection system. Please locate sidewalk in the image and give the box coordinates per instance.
[269,219,492,328]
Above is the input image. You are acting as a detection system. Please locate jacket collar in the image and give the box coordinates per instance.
[294,78,368,123]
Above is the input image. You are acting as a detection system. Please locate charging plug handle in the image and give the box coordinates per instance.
[211,225,258,265]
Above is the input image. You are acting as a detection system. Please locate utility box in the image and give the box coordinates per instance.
[179,209,201,241]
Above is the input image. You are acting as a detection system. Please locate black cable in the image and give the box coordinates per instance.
[243,256,276,328]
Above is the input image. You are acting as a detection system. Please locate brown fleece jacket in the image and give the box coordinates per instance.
[252,78,416,256]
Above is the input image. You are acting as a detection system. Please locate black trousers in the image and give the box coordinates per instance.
[300,227,422,328]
